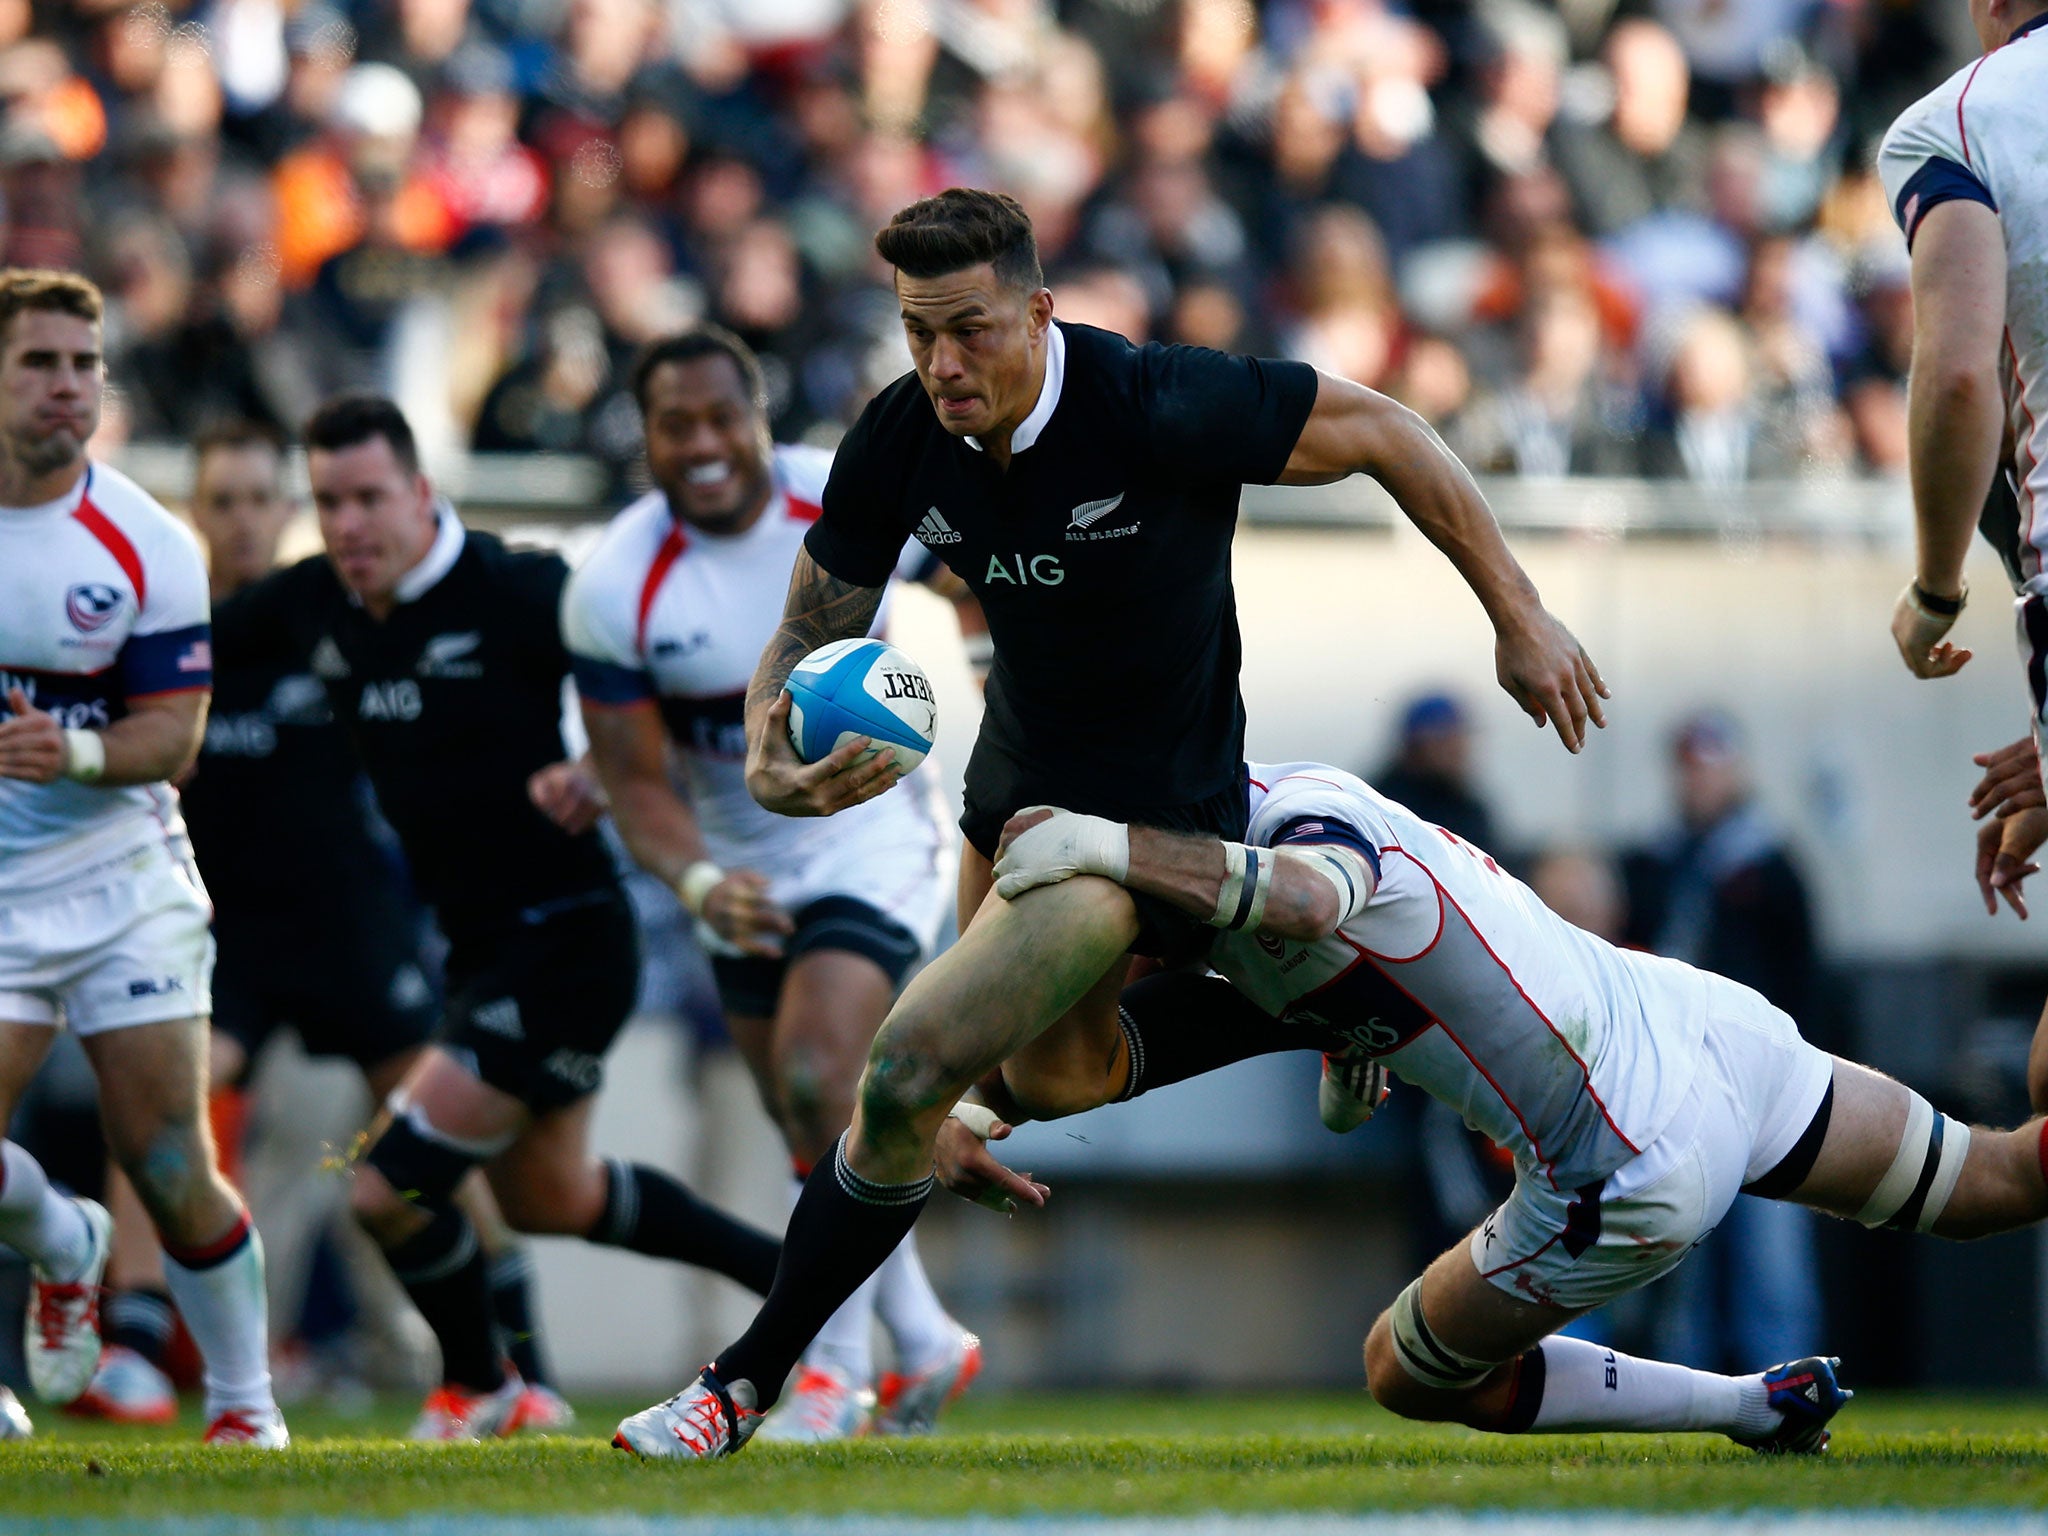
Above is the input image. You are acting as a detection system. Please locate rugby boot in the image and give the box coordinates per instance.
[516,1382,577,1434]
[25,1196,112,1404]
[69,1344,176,1424]
[1731,1356,1851,1454]
[755,1364,874,1443]
[1319,1047,1390,1133]
[408,1376,527,1441]
[202,1404,290,1447]
[871,1329,983,1437]
[0,1385,31,1440]
[612,1369,761,1460]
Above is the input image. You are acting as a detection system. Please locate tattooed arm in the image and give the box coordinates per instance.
[742,548,905,817]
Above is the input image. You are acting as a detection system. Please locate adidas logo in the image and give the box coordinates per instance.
[310,636,350,680]
[470,998,524,1040]
[915,507,962,545]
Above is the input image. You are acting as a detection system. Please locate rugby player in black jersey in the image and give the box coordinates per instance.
[222,397,782,1441]
[78,421,567,1434]
[614,189,1608,1458]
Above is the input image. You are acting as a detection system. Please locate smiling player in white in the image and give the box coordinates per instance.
[958,761,2048,1452]
[0,269,283,1446]
[565,327,985,1439]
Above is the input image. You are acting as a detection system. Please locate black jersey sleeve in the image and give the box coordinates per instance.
[1136,344,1320,489]
[804,398,911,589]
[211,558,331,669]
[499,546,574,676]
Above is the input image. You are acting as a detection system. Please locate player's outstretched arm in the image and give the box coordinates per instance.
[742,549,902,817]
[580,697,792,955]
[1892,200,2007,679]
[991,807,1371,942]
[1279,375,1608,753]
[0,685,206,786]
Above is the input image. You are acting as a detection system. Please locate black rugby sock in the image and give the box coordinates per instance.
[588,1159,781,1295]
[105,1285,178,1372]
[713,1135,930,1408]
[385,1206,504,1394]
[1113,972,1329,1102]
[486,1248,552,1390]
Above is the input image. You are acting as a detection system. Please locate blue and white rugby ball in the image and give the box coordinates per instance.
[786,638,936,774]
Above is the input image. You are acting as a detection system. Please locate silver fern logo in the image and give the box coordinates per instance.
[1066,493,1125,531]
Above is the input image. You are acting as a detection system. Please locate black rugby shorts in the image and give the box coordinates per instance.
[437,888,640,1113]
[211,908,438,1080]
[961,760,1250,961]
[709,894,924,1020]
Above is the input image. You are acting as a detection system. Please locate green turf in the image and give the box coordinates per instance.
[1,1392,2044,1519]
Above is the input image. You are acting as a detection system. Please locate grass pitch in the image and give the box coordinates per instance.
[1,1391,2044,1521]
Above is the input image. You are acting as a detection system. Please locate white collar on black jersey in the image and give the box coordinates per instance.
[384,500,465,606]
[965,321,1065,456]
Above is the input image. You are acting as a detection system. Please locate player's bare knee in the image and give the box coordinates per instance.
[858,1029,971,1132]
[115,1120,211,1230]
[998,1056,1105,1121]
[1930,1124,2047,1240]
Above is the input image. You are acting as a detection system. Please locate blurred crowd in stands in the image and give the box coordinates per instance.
[7,0,1968,488]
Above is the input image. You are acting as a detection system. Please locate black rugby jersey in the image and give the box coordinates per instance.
[181,590,398,921]
[805,322,1318,808]
[217,517,617,936]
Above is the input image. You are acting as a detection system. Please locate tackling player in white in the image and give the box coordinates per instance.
[565,328,984,1439]
[0,270,284,1446]
[962,762,2048,1451]
[1879,0,2048,909]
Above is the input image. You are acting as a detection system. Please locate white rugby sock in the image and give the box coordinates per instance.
[874,1230,958,1374]
[0,1141,92,1280]
[1523,1335,1778,1438]
[164,1213,276,1416]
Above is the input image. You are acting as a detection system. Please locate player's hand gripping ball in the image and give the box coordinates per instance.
[786,639,936,774]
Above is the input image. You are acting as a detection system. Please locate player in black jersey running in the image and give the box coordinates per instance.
[222,397,781,1441]
[76,421,565,1432]
[615,190,1609,1458]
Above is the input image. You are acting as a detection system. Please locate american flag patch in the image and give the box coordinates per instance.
[176,639,212,673]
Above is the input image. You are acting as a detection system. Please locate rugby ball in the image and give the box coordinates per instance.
[786,638,936,774]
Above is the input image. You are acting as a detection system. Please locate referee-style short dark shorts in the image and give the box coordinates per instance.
[961,761,1250,962]
[437,888,640,1114]
[211,909,438,1081]
[710,894,924,1020]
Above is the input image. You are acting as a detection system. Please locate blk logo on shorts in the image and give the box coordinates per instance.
[126,976,185,998]
[66,583,123,634]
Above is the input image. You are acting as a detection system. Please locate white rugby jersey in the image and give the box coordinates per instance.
[1212,764,1711,1193]
[562,445,948,898]
[1879,14,2048,588]
[0,463,213,888]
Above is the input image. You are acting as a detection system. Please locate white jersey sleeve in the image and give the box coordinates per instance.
[560,494,663,708]
[1878,64,2000,251]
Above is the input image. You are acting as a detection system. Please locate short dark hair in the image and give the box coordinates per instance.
[631,325,767,416]
[193,416,288,464]
[302,395,419,475]
[0,268,101,345]
[874,189,1042,293]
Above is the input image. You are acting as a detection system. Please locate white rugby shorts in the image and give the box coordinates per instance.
[0,832,215,1033]
[1470,973,1834,1312]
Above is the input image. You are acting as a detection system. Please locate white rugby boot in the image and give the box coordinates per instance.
[516,1382,577,1434]
[408,1376,527,1442]
[25,1196,112,1404]
[0,1385,32,1440]
[871,1329,983,1437]
[613,1370,761,1460]
[755,1364,874,1443]
[201,1404,290,1447]
[71,1344,177,1424]
[1318,1047,1390,1133]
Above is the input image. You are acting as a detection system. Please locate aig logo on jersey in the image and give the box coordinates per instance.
[65,583,123,634]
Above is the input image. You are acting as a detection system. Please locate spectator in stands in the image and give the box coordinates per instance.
[1276,204,1401,390]
[1453,285,1642,476]
[1639,306,1805,482]
[1623,709,1825,1375]
[1554,19,1709,239]
[1373,691,1500,854]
